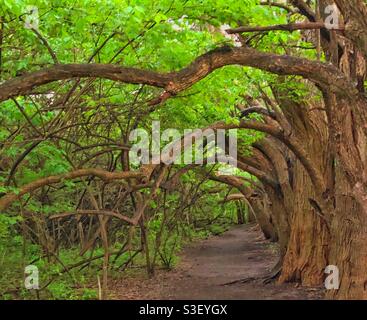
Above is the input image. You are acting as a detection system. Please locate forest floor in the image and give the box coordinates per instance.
[110,224,324,300]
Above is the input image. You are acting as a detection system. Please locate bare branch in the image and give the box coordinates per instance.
[226,22,343,34]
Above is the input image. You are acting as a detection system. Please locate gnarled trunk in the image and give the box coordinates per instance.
[279,160,330,286]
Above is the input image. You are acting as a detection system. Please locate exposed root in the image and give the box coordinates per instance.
[221,260,282,286]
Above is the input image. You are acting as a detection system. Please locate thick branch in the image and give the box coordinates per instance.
[240,106,276,119]
[236,160,279,189]
[289,0,316,21]
[0,46,354,104]
[237,120,326,194]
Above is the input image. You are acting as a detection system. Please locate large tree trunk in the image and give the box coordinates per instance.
[271,87,332,287]
[324,61,367,298]
[279,160,330,286]
[327,158,367,299]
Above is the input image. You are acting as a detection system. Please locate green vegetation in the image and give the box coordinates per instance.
[0,0,270,299]
[2,0,367,300]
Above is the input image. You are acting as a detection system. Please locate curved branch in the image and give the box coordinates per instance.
[209,174,253,196]
[238,120,326,194]
[219,193,246,203]
[289,0,316,21]
[0,168,145,212]
[237,160,279,189]
[240,106,277,119]
[0,46,354,104]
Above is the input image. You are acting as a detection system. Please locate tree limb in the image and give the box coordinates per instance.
[0,46,355,104]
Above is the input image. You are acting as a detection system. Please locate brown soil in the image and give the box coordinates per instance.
[110,224,324,300]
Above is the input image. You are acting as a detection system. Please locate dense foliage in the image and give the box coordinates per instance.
[0,0,272,299]
[2,0,367,300]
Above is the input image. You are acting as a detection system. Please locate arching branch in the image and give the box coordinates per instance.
[236,120,326,195]
[239,106,277,119]
[0,168,145,212]
[0,46,354,104]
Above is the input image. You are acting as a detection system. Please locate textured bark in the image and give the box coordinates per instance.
[211,174,278,242]
[324,93,367,299]
[1,1,367,298]
[250,196,278,242]
[263,186,290,257]
[279,159,330,286]
[0,46,353,104]
[327,168,367,299]
[270,88,332,287]
[334,0,367,59]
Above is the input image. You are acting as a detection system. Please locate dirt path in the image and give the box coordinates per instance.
[111,224,323,300]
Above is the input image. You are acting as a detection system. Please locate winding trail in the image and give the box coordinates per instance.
[111,224,323,300]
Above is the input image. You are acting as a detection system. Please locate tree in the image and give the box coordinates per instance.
[0,0,366,299]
